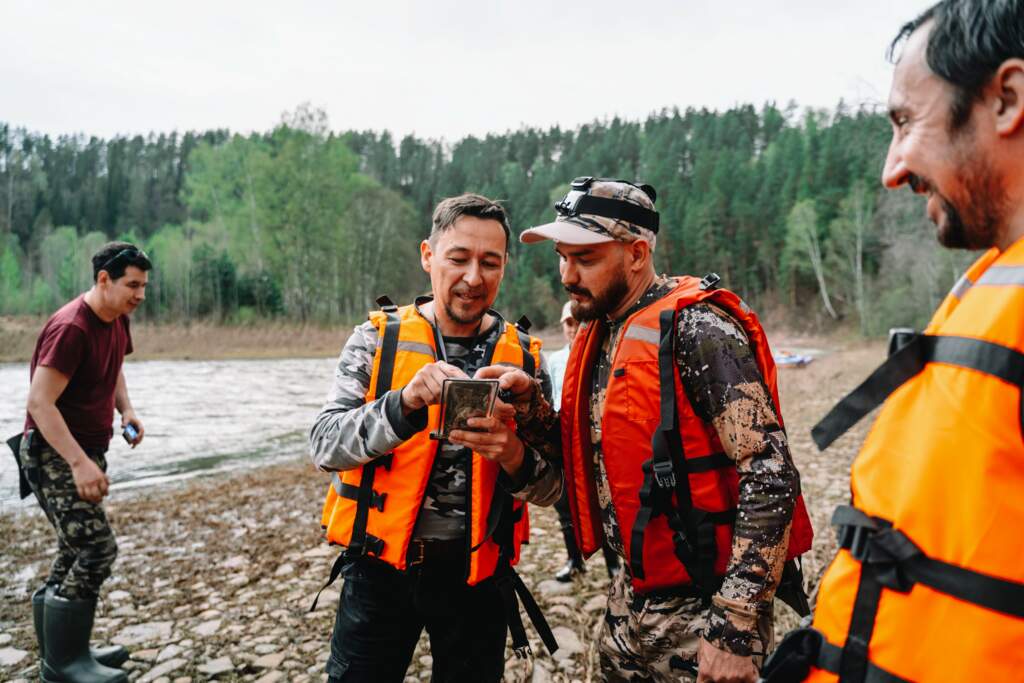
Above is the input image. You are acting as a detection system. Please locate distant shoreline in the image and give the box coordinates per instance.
[0,317,351,363]
[0,316,566,364]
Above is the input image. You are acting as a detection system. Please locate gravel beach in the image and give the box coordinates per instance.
[0,336,882,682]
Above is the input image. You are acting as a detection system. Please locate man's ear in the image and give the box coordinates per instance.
[96,270,110,286]
[420,240,433,273]
[627,238,651,273]
[992,58,1024,137]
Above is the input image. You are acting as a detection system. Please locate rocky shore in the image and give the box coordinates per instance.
[0,338,880,682]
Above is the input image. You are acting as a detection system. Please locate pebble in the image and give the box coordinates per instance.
[531,664,553,683]
[0,648,28,667]
[549,626,584,661]
[254,672,284,683]
[197,656,234,677]
[114,621,174,646]
[192,619,222,637]
[138,657,187,683]
[253,652,286,669]
[536,579,575,596]
[0,634,13,646]
[157,644,184,663]
[221,556,247,569]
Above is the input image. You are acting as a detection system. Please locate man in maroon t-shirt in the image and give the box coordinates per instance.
[21,241,150,683]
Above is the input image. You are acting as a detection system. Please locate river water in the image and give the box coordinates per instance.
[0,356,336,510]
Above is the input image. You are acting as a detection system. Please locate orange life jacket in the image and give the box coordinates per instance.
[782,239,1024,683]
[560,276,813,595]
[319,300,541,585]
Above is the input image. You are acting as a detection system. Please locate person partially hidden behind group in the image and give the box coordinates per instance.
[545,300,621,583]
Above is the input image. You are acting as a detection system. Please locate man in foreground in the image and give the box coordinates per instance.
[309,194,560,683]
[22,242,150,683]
[484,177,812,682]
[762,2,1024,681]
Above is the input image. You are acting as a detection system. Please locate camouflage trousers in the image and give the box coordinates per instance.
[598,570,773,682]
[21,440,118,600]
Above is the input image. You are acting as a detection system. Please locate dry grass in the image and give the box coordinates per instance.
[0,317,569,364]
[0,317,353,363]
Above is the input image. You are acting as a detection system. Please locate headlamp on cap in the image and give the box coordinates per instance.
[554,177,660,234]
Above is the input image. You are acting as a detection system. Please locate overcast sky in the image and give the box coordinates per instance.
[2,0,935,141]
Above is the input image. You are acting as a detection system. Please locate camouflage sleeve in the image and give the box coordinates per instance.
[309,321,427,472]
[675,303,798,658]
[501,358,562,506]
[509,351,564,467]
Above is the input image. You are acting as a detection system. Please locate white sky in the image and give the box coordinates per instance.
[1,0,935,141]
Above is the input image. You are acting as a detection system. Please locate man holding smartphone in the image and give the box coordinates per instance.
[309,194,561,682]
[21,241,150,683]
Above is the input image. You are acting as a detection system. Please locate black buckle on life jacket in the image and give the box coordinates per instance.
[364,534,385,557]
[652,458,676,489]
[699,273,721,291]
[375,295,398,313]
[515,315,532,334]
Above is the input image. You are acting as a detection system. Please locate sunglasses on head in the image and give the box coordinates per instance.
[100,247,148,274]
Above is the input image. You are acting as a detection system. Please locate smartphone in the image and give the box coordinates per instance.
[122,424,139,444]
[430,378,499,441]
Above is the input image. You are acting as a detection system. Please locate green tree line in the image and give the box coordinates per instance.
[0,102,972,333]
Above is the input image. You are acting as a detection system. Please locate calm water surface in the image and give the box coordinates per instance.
[0,356,336,509]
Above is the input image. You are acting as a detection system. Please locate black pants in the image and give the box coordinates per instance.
[554,486,620,572]
[326,549,508,683]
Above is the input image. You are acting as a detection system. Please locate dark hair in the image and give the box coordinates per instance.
[890,1,1024,130]
[429,194,511,254]
[92,241,153,282]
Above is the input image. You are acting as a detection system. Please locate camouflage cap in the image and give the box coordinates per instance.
[520,179,658,247]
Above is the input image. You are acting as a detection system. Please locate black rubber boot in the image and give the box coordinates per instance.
[32,586,129,669]
[41,588,128,683]
[554,558,585,582]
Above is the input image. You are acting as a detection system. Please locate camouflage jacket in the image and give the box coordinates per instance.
[515,278,800,658]
[309,307,562,541]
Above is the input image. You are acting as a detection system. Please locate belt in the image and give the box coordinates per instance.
[406,537,465,567]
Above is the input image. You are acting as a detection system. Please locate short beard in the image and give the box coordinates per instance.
[937,175,1006,250]
[444,301,486,327]
[566,264,630,322]
[936,121,1008,250]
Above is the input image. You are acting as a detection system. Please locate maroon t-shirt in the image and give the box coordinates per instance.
[25,294,133,450]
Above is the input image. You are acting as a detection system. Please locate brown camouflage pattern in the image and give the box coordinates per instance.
[515,279,799,668]
[20,439,118,600]
[675,302,797,658]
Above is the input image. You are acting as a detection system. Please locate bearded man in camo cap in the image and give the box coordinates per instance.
[479,177,814,683]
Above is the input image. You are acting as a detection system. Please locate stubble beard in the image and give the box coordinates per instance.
[936,124,1008,250]
[567,264,630,323]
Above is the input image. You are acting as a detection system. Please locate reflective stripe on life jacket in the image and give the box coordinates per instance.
[560,276,813,595]
[799,238,1024,683]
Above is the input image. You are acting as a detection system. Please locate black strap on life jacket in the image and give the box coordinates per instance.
[760,627,910,683]
[513,327,536,377]
[629,308,732,599]
[811,333,1024,451]
[827,505,1024,683]
[310,298,401,612]
[488,488,559,658]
